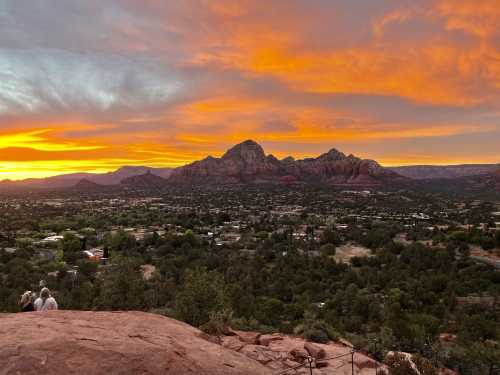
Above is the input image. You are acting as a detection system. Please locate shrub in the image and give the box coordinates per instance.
[175,268,230,327]
[200,309,233,336]
[294,315,339,344]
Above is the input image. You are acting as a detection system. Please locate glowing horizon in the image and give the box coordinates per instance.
[3,142,500,182]
[1,1,499,180]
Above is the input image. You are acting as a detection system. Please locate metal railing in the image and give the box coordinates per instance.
[274,349,383,375]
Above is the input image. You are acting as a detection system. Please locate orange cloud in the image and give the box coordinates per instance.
[249,47,469,105]
[188,97,269,113]
[436,0,500,37]
[1,1,499,179]
[185,1,500,107]
[177,122,494,146]
[373,9,414,39]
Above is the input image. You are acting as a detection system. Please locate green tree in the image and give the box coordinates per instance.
[175,268,230,327]
[254,297,284,327]
[321,228,340,245]
[94,257,145,310]
[105,230,136,253]
[61,233,83,263]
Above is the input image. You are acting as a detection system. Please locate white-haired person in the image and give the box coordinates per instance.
[19,291,35,312]
[34,287,58,312]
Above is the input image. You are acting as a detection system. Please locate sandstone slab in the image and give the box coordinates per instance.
[0,311,272,375]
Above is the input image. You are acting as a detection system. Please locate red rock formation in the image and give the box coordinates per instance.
[169,140,406,186]
[0,310,388,375]
[258,334,284,346]
[230,330,262,345]
[0,311,272,375]
[304,342,326,360]
[221,332,384,374]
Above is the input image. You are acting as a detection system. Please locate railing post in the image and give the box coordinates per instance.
[307,356,313,375]
[351,350,355,375]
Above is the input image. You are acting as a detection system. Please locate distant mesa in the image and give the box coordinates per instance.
[423,167,500,195]
[390,164,500,180]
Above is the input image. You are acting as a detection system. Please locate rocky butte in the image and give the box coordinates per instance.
[169,140,406,186]
[120,170,169,190]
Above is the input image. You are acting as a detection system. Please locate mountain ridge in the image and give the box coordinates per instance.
[390,164,500,179]
[169,140,405,186]
[0,166,173,189]
[2,140,500,190]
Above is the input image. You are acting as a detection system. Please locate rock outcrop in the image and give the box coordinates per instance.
[0,311,385,375]
[169,140,406,186]
[1,311,459,375]
[0,311,272,375]
[221,331,381,375]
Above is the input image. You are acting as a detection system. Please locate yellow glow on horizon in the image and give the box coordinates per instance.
[0,159,171,181]
[0,129,104,152]
[1,149,499,181]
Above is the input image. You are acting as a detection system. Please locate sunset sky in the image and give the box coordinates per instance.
[1,0,499,180]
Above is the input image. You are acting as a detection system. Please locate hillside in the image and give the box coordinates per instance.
[459,168,500,192]
[0,166,173,190]
[0,311,381,375]
[120,171,168,190]
[389,164,500,179]
[406,168,500,199]
[71,178,105,190]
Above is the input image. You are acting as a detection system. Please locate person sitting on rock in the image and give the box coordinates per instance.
[34,287,58,312]
[19,291,35,312]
